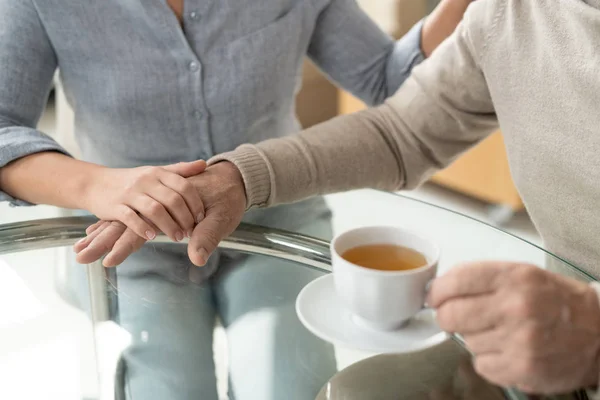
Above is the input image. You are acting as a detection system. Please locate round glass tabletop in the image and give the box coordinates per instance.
[0,189,594,400]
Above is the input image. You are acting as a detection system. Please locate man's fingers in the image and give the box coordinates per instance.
[74,221,111,253]
[103,229,146,267]
[187,213,232,266]
[162,160,207,177]
[76,222,127,264]
[462,328,507,355]
[435,293,500,334]
[427,262,511,308]
[472,353,516,389]
[85,220,104,235]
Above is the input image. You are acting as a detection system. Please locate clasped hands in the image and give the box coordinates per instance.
[75,160,246,268]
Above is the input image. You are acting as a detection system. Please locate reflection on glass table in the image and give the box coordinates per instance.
[0,190,595,400]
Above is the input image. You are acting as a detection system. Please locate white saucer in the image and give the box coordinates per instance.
[296,274,448,353]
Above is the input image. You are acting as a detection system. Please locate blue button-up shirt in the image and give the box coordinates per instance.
[0,0,423,225]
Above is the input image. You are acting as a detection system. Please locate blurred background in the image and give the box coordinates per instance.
[0,1,539,399]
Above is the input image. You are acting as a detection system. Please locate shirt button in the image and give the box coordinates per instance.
[189,11,199,20]
[189,61,199,72]
[194,110,203,119]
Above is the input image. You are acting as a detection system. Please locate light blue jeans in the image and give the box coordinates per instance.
[72,204,336,400]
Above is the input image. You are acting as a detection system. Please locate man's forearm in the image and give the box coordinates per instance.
[212,4,498,209]
[0,152,101,209]
[210,104,407,208]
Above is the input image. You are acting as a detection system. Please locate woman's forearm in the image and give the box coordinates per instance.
[422,0,474,57]
[0,151,100,209]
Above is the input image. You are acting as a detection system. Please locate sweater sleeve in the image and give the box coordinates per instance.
[0,1,70,206]
[209,1,501,209]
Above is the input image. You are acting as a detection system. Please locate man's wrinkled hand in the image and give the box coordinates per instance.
[186,162,246,266]
[428,262,600,395]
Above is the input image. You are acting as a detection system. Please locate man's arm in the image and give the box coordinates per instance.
[212,0,499,208]
[307,0,473,106]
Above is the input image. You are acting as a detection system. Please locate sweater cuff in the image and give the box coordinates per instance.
[208,145,273,209]
[587,282,600,399]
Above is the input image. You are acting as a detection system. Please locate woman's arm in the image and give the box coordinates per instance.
[421,0,474,57]
[0,1,204,242]
[211,1,498,208]
[307,0,473,106]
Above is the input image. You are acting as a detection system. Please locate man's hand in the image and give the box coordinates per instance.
[428,262,600,394]
[186,162,246,266]
[75,162,247,267]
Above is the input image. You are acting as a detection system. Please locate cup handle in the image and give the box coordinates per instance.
[422,279,466,347]
[422,279,434,310]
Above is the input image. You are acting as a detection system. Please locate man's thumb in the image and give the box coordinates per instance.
[163,160,207,177]
[187,215,229,266]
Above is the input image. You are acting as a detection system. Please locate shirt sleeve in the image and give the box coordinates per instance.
[307,0,425,106]
[0,1,70,206]
[209,0,500,209]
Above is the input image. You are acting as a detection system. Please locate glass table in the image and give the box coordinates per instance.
[0,189,596,400]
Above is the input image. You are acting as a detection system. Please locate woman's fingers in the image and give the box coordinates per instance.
[148,183,195,237]
[106,162,207,242]
[159,171,205,227]
[129,195,182,242]
[117,204,156,240]
[162,160,207,178]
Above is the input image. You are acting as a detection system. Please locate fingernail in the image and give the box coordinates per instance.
[197,248,208,266]
[196,213,205,224]
[187,229,193,238]
[176,231,184,242]
[146,230,156,240]
[76,238,86,245]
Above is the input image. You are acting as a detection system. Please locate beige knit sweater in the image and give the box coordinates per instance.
[211,0,600,278]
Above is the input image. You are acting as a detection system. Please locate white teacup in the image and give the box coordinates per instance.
[331,226,440,331]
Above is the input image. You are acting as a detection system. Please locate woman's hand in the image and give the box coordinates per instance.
[428,262,600,394]
[82,160,207,242]
[74,161,247,267]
